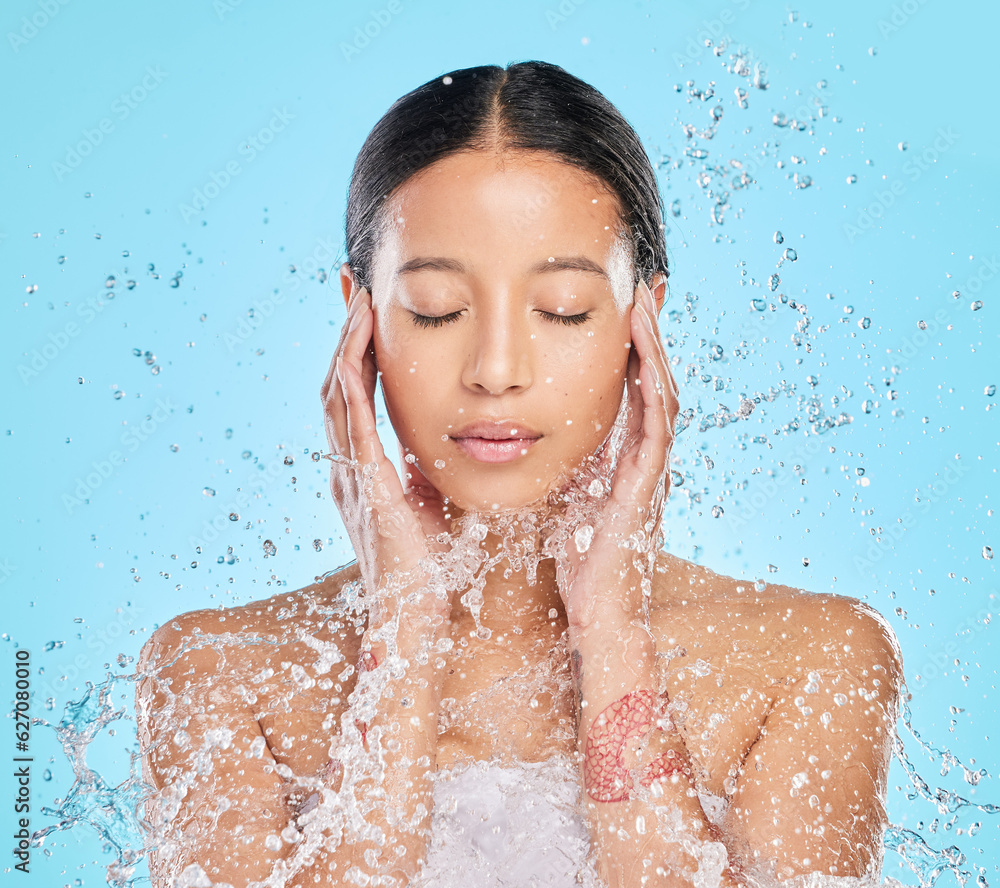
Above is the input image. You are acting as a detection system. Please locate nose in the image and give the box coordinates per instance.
[460,303,533,396]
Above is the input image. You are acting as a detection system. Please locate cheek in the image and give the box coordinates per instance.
[544,326,631,435]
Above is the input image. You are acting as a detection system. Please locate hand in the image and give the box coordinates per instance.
[320,286,454,621]
[545,279,680,632]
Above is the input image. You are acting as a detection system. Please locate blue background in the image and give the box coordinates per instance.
[2,0,997,884]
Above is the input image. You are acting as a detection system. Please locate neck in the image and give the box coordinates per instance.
[444,518,568,639]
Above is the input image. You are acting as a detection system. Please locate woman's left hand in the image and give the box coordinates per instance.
[548,278,680,633]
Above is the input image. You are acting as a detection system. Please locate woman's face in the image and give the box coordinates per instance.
[343,149,663,513]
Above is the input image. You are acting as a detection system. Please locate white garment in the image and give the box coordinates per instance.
[414,755,730,887]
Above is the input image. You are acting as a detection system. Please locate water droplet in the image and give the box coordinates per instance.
[105,276,116,288]
[751,297,767,312]
[898,141,908,151]
[434,459,446,469]
[985,384,996,397]
[203,487,215,497]
[970,300,983,311]
[228,512,240,521]
[44,640,65,651]
[783,248,797,262]
[404,452,417,464]
[711,505,724,518]
[846,174,857,184]
[984,547,994,561]
[859,317,871,329]
[574,525,595,553]
[773,231,784,244]
[263,540,277,557]
[833,693,847,706]
[768,273,780,291]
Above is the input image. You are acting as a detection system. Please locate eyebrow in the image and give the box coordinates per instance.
[396,255,609,279]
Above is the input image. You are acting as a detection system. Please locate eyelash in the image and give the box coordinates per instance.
[411,310,592,329]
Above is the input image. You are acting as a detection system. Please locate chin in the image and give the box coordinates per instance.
[417,449,591,517]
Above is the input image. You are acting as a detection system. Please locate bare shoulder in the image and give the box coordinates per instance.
[138,561,366,691]
[650,550,903,686]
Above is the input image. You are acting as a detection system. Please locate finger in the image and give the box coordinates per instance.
[320,286,367,403]
[322,288,373,460]
[634,282,678,416]
[629,303,669,478]
[340,354,418,540]
[638,280,680,402]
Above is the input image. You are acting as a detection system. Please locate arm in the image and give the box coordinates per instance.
[137,597,450,888]
[570,612,744,887]
[570,598,902,885]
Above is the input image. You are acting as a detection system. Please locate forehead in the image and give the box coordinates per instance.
[375,150,625,267]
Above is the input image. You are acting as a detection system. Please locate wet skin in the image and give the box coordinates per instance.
[138,556,901,881]
[138,149,903,884]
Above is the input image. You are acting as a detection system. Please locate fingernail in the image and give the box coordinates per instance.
[348,300,366,332]
[336,356,344,384]
[642,280,656,316]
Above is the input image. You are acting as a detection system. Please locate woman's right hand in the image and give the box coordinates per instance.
[320,285,454,623]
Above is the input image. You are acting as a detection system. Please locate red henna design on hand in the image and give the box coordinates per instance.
[638,748,690,789]
[584,688,685,802]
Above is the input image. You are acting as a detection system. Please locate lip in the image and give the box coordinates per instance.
[449,419,542,464]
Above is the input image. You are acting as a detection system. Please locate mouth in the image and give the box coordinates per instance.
[449,419,542,465]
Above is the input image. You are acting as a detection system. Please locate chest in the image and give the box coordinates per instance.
[436,631,781,796]
[251,625,784,800]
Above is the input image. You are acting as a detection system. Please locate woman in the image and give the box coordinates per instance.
[137,61,903,887]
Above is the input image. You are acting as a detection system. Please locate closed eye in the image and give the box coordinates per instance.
[540,310,592,326]
[410,309,592,328]
[411,310,464,329]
